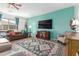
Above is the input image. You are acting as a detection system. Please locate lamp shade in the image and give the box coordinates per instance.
[70,18,79,31]
[29,25,32,28]
[71,19,79,26]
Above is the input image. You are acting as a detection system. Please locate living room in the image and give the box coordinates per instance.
[0,3,79,56]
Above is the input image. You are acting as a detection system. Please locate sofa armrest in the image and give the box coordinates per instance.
[0,42,12,52]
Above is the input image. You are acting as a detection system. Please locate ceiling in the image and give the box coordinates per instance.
[0,3,78,18]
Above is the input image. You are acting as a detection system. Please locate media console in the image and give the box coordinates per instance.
[36,31,50,40]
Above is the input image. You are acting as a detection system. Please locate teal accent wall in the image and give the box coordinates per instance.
[27,7,75,40]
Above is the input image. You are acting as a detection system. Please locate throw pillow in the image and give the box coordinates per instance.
[8,32,16,36]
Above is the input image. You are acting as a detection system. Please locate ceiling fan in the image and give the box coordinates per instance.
[8,3,22,10]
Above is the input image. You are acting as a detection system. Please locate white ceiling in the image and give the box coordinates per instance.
[0,3,78,18]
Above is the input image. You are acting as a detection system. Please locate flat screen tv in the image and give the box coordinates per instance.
[38,19,52,29]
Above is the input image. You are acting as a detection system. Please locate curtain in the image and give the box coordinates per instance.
[15,17,19,29]
[0,14,2,21]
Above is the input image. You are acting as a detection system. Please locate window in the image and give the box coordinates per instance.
[0,18,17,31]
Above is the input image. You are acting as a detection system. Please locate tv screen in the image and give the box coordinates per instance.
[38,19,52,29]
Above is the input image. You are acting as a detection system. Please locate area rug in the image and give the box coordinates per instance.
[17,38,56,56]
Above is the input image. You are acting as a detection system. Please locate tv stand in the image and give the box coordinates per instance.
[36,31,50,40]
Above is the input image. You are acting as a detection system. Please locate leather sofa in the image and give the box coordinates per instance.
[7,31,28,41]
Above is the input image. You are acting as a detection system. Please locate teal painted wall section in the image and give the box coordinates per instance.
[27,7,75,40]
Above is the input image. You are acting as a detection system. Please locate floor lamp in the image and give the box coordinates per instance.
[28,25,32,37]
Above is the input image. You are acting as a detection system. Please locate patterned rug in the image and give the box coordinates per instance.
[17,38,64,56]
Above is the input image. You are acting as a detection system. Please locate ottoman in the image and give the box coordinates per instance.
[0,38,12,52]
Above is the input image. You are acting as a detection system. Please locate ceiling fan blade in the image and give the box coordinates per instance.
[12,4,19,10]
[15,4,22,7]
[8,3,22,10]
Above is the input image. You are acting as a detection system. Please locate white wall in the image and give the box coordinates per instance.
[74,5,79,32]
[75,5,79,19]
[18,17,27,32]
